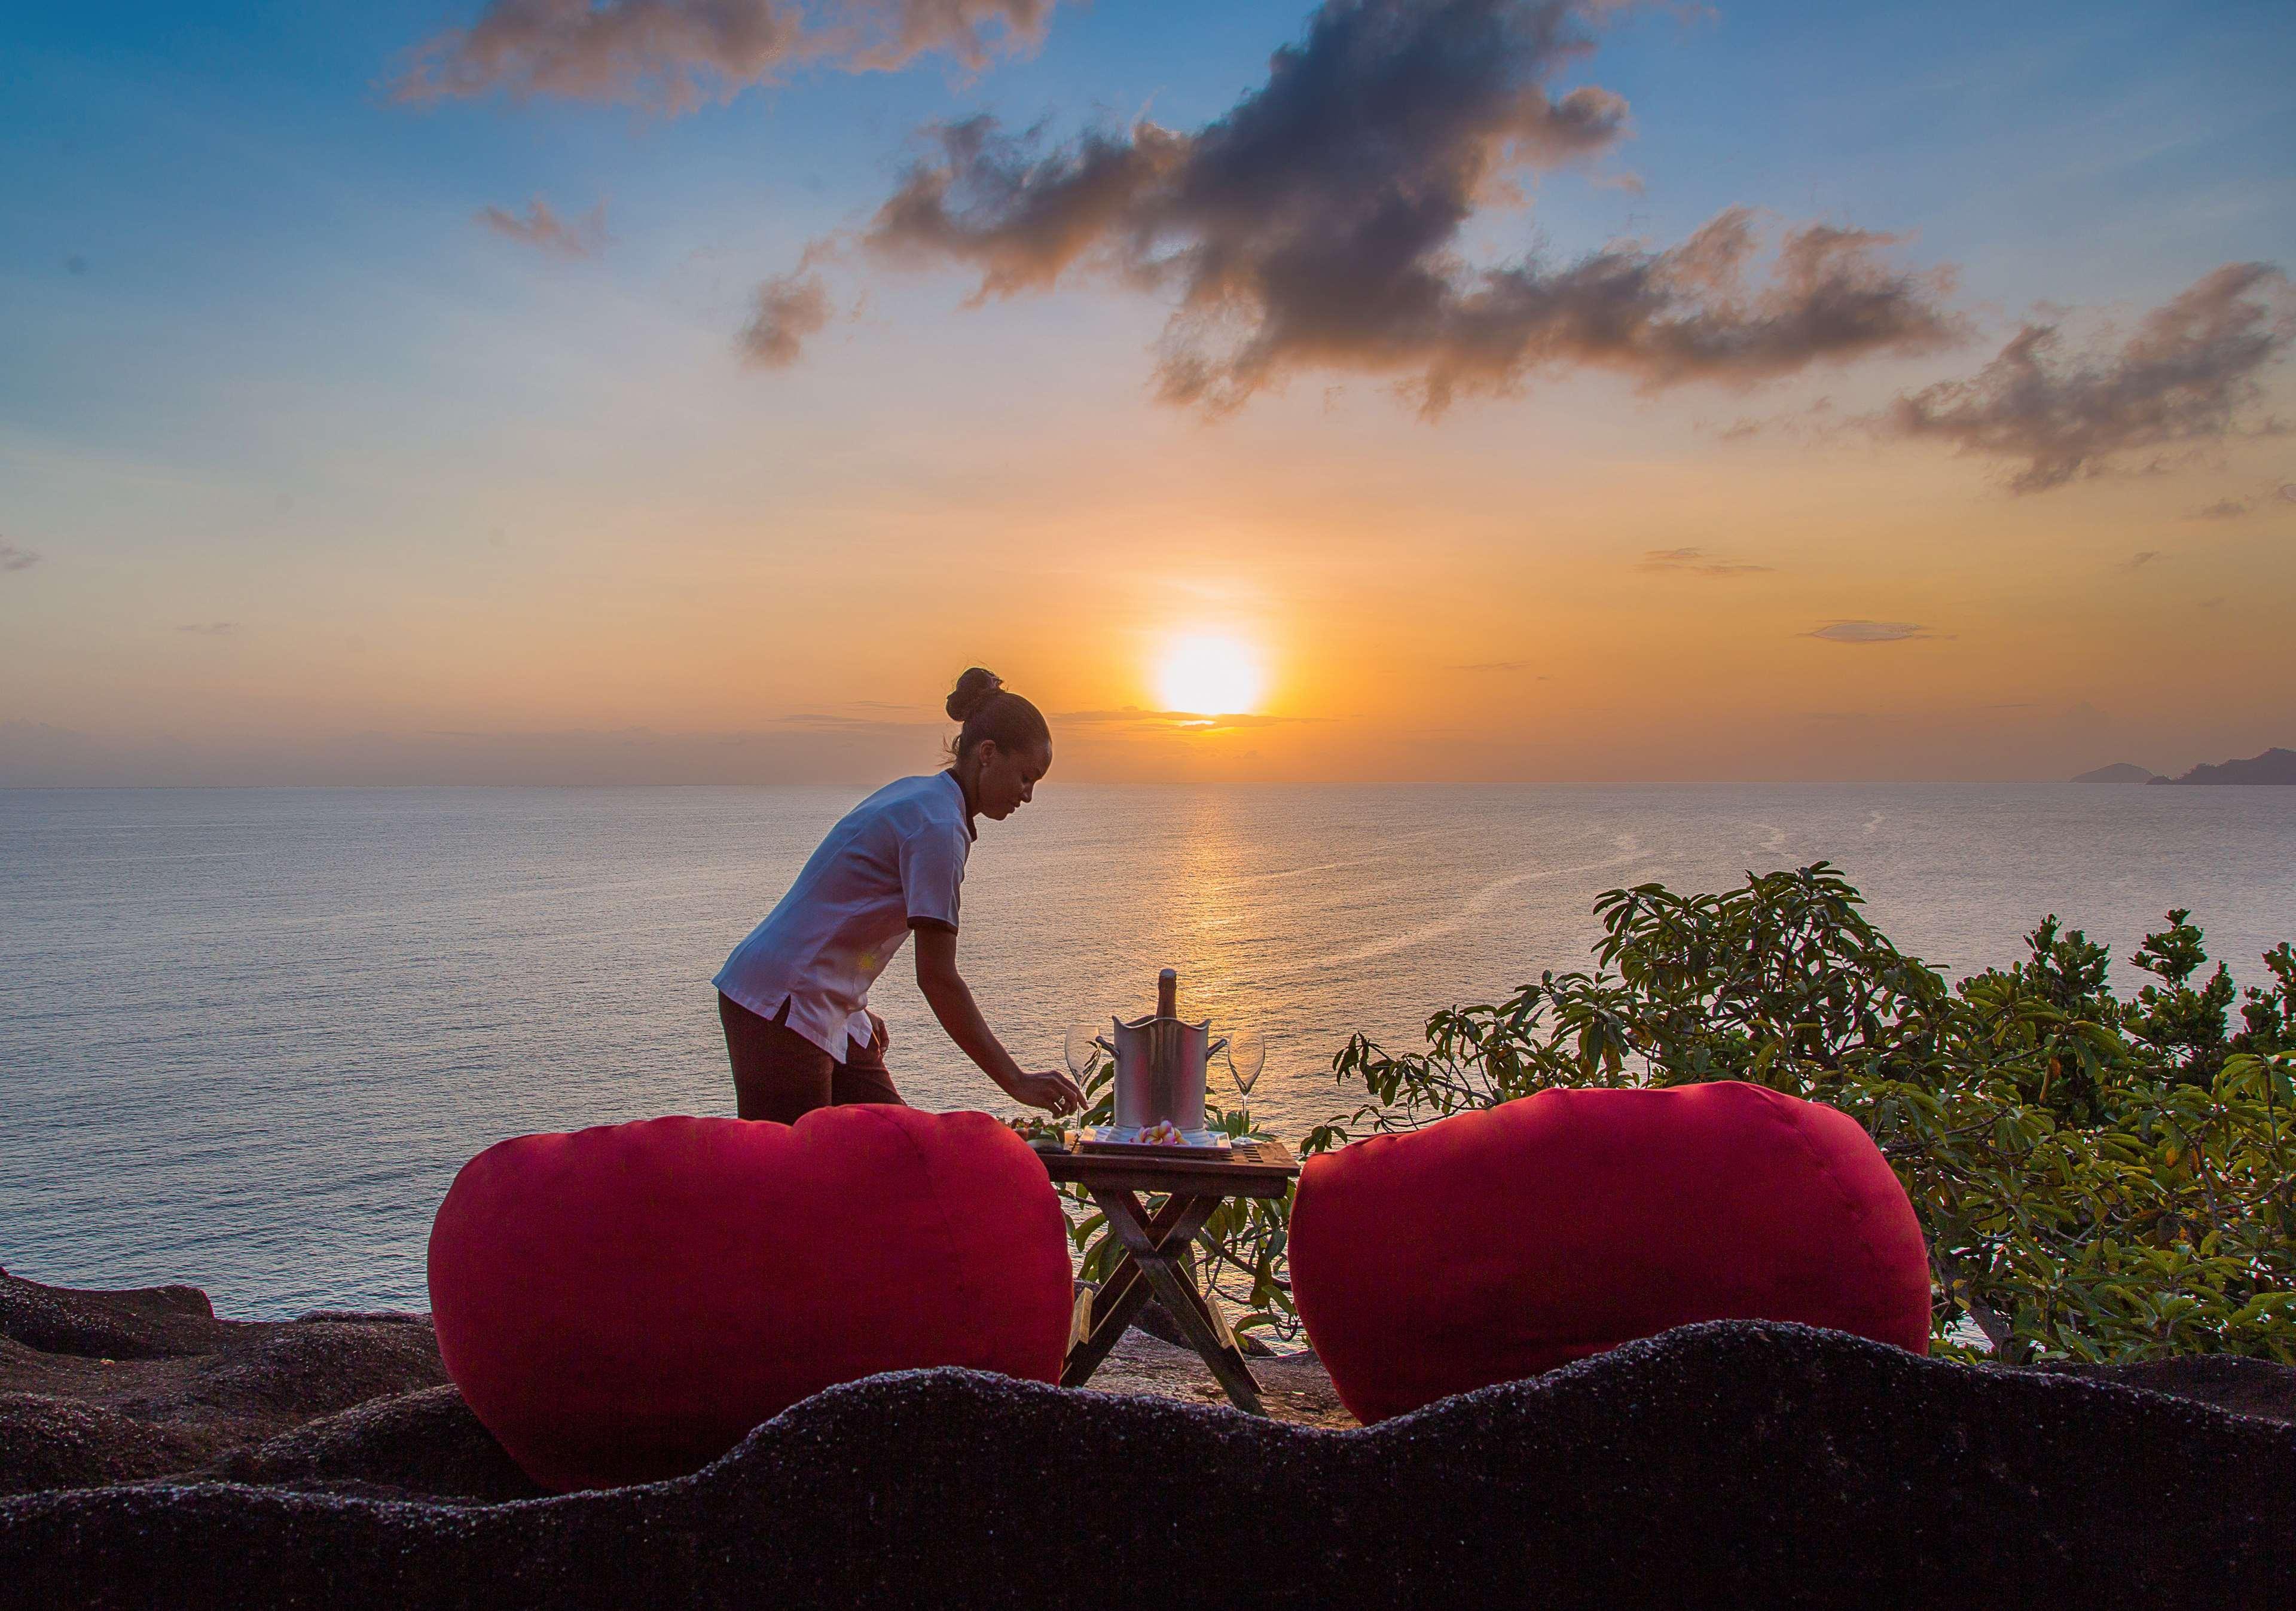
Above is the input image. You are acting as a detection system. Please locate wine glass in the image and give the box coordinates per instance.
[1062,1020,1105,1081]
[1223,1027,1266,1100]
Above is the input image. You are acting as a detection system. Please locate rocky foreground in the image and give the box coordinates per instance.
[4,1267,2292,1608]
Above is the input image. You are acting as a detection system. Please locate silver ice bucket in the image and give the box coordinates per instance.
[1095,968,1228,1133]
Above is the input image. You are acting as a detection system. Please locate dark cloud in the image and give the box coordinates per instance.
[1641,546,1770,576]
[394,0,1068,112]
[771,0,1961,410]
[477,197,608,256]
[0,541,41,573]
[1806,620,1931,644]
[2189,497,2249,519]
[2124,551,2159,570]
[1457,659,1535,671]
[2279,483,2296,503]
[1885,264,2295,494]
[741,269,832,366]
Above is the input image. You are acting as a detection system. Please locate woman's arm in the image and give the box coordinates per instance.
[912,927,1083,1114]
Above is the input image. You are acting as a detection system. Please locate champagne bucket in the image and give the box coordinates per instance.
[1099,1016,1230,1132]
[1094,969,1228,1133]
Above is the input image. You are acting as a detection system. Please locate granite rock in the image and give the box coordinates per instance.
[4,1322,2290,1609]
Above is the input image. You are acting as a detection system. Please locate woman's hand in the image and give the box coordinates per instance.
[914,928,1085,1117]
[1004,1068,1086,1116]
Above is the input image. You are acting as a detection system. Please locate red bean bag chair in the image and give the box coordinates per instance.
[428,1108,1073,1491]
[1289,1081,1931,1423]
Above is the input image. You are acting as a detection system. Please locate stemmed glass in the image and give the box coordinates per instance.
[1060,1021,1112,1136]
[1062,1020,1105,1083]
[1222,1026,1266,1100]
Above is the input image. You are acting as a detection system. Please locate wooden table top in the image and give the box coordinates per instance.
[1034,1135,1299,1198]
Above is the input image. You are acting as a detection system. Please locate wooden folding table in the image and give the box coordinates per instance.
[1038,1136,1299,1416]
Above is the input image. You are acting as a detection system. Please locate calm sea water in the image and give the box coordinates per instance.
[4,782,2291,1317]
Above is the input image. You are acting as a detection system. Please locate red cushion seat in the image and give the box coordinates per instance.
[428,1108,1073,1491]
[1288,1081,1931,1423]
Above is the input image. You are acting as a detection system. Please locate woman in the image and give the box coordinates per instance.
[714,668,1085,1123]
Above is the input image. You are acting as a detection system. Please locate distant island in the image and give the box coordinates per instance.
[2071,748,2296,784]
[2148,747,2296,785]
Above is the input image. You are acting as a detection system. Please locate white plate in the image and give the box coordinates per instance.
[1079,1126,1232,1152]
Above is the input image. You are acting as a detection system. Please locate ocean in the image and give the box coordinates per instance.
[4,782,2291,1317]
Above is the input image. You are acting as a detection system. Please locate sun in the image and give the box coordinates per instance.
[1158,634,1263,716]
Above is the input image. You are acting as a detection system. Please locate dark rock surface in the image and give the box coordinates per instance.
[0,1268,226,1360]
[1,1268,1347,1505]
[2043,1354,2296,1426]
[210,1384,547,1503]
[0,1323,1335,1502]
[191,1321,445,1417]
[7,1268,2292,1604]
[0,1392,209,1495]
[4,1322,2291,1609]
[0,1269,450,1490]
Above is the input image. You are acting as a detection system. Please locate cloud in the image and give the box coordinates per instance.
[2280,483,2296,503]
[2124,551,2159,570]
[1884,263,2295,494]
[0,721,951,787]
[1640,546,1771,576]
[771,710,936,732]
[1054,706,1315,730]
[1805,620,1931,644]
[1705,393,1836,445]
[393,0,1070,112]
[1457,659,1535,671]
[2188,497,2250,519]
[0,540,41,573]
[176,621,240,635]
[477,197,609,256]
[766,0,1962,409]
[741,268,833,367]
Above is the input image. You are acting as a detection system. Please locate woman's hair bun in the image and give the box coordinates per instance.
[946,667,1004,723]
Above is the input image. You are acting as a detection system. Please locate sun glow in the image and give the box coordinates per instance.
[1158,634,1264,716]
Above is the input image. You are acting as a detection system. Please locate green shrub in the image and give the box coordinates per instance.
[1040,864,2296,1365]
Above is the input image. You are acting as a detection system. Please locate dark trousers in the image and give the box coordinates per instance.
[719,993,903,1123]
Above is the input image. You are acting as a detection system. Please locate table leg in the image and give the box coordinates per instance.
[1090,1189,1266,1416]
[1059,1191,1204,1388]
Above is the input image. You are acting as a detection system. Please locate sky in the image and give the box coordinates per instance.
[2,0,2292,784]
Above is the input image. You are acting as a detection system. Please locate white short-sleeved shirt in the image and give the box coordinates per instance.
[715,771,975,1058]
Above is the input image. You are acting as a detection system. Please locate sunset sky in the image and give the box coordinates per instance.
[4,0,2292,784]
